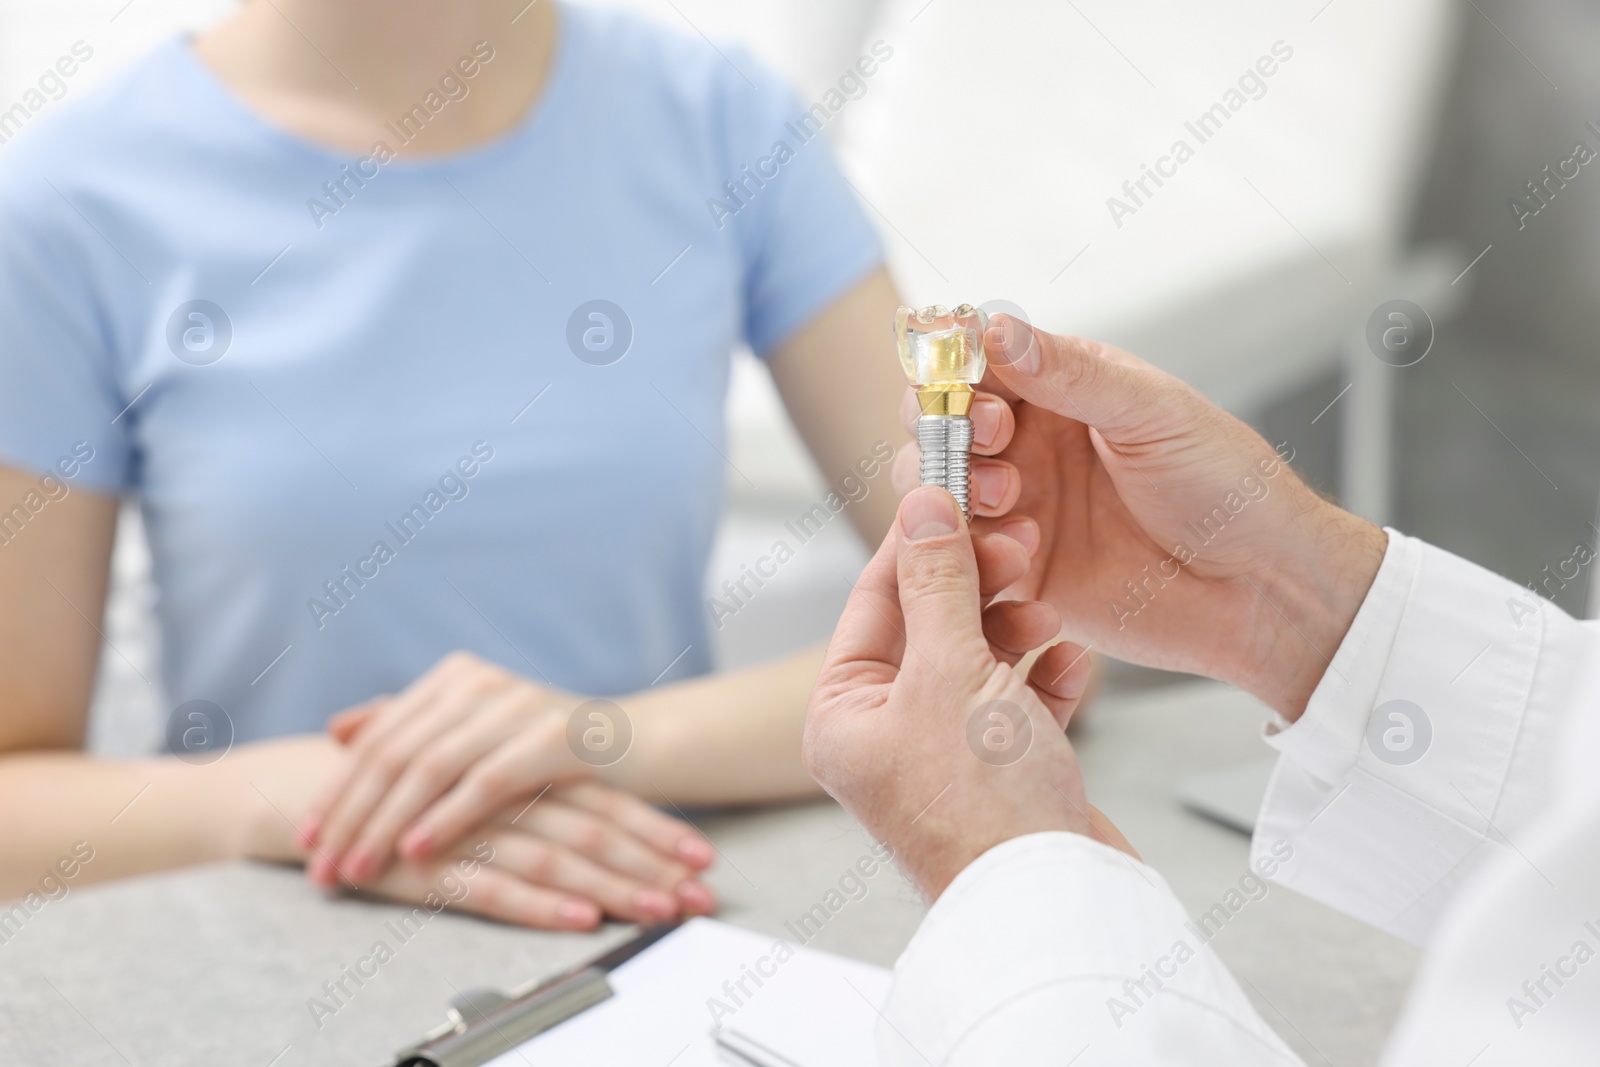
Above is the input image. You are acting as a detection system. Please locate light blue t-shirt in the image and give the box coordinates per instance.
[0,4,881,744]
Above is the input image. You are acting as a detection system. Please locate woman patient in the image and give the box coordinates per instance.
[0,0,1000,929]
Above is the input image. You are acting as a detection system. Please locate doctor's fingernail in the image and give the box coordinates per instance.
[971,397,1003,447]
[988,319,1039,375]
[1058,667,1091,701]
[974,466,1011,509]
[1013,325,1040,374]
[901,487,960,541]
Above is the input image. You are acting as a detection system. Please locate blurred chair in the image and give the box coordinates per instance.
[838,0,1464,524]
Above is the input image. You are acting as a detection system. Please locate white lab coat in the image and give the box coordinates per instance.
[880,531,1600,1065]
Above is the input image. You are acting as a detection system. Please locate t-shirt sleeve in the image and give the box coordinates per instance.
[706,55,884,358]
[0,179,136,493]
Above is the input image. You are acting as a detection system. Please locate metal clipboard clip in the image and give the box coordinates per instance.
[394,922,683,1067]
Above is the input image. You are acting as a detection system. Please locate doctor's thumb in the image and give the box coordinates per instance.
[984,315,1157,439]
[894,487,986,660]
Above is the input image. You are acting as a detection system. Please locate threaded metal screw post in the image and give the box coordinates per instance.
[917,414,974,519]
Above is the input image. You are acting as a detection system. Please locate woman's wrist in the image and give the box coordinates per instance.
[223,736,347,864]
[584,645,829,807]
[589,687,673,796]
[1236,505,1387,720]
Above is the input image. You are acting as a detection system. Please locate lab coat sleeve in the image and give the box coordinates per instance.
[1251,529,1594,943]
[879,832,1306,1067]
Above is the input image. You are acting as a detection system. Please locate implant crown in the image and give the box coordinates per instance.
[895,303,989,387]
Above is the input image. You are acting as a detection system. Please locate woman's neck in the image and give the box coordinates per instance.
[194,0,559,156]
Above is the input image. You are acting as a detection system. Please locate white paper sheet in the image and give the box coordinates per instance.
[483,918,891,1066]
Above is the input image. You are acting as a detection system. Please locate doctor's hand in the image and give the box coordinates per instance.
[805,487,1132,901]
[903,317,1387,720]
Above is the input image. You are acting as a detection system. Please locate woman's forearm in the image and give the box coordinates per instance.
[606,644,827,807]
[0,734,342,899]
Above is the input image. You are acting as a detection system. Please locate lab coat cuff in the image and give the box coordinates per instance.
[881,832,1295,1065]
[1253,531,1543,943]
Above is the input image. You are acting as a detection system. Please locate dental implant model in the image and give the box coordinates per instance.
[895,303,988,519]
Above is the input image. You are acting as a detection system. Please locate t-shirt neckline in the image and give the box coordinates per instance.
[164,0,577,173]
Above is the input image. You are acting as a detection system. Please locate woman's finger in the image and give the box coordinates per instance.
[397,731,575,861]
[509,799,701,897]
[302,703,414,847]
[309,696,463,879]
[342,657,473,761]
[300,661,472,845]
[1027,640,1095,730]
[488,829,680,924]
[413,858,601,931]
[340,688,539,883]
[326,699,387,746]
[311,677,512,882]
[554,781,716,872]
[296,699,386,849]
[982,600,1061,666]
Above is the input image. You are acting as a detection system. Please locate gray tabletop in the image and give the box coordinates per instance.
[0,681,1419,1066]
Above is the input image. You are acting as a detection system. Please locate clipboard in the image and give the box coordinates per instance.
[392,918,892,1067]
[394,922,683,1067]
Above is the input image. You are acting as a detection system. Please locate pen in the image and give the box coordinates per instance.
[713,1026,807,1067]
